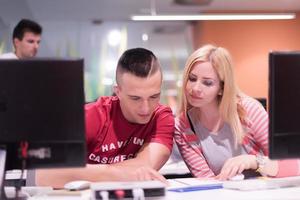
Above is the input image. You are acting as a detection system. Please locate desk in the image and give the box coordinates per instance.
[11,178,300,200]
[166,186,300,200]
[26,186,300,200]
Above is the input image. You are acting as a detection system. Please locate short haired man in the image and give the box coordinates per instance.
[0,19,42,59]
[36,48,174,188]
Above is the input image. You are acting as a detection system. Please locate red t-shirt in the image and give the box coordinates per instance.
[85,96,174,164]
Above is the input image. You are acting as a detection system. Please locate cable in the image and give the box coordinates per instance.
[15,141,28,200]
[20,141,28,159]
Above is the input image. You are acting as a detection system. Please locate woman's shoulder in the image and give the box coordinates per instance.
[175,112,191,131]
[175,113,187,125]
[239,94,268,129]
[239,94,265,111]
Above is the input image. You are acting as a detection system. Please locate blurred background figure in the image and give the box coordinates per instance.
[0,18,42,59]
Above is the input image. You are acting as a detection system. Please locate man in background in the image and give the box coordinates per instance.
[0,18,42,59]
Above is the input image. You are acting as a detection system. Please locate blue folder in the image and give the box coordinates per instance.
[168,183,223,193]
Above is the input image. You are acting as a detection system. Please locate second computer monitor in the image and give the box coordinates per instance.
[269,52,300,159]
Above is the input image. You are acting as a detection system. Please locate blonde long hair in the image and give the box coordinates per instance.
[179,44,246,144]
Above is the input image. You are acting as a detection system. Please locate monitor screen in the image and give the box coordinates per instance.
[269,52,300,159]
[0,59,86,194]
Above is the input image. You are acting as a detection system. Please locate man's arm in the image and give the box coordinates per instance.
[36,142,170,188]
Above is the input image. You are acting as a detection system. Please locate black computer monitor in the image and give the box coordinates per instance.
[0,59,86,199]
[269,52,300,159]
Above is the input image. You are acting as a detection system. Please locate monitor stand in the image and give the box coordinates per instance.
[0,147,26,200]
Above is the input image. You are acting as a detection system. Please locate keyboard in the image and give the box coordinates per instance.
[223,176,300,191]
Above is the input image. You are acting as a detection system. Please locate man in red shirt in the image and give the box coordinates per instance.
[36,48,174,188]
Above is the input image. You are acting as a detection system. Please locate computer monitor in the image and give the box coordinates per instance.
[269,52,300,159]
[0,59,86,199]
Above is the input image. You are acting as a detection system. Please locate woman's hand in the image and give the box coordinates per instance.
[216,155,257,180]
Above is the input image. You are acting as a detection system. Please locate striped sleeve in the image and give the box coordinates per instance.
[174,115,215,178]
[242,97,269,155]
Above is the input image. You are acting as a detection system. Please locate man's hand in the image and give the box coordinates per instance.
[125,166,168,185]
[216,155,257,180]
[114,142,170,184]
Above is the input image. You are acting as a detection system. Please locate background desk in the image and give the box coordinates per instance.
[159,160,192,179]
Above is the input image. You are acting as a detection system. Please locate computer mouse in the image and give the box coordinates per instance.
[229,174,245,181]
[64,180,91,191]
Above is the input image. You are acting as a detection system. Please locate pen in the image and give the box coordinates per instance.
[168,184,223,193]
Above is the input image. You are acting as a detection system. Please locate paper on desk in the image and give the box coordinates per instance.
[167,178,223,189]
[223,176,300,191]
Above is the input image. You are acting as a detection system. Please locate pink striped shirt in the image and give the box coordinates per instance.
[175,96,300,178]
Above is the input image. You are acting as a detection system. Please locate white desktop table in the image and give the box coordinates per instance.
[26,186,300,200]
[166,186,300,200]
[25,180,300,200]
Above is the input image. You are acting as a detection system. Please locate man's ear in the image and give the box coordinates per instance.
[13,38,20,49]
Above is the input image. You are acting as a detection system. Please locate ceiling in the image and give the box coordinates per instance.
[0,0,299,23]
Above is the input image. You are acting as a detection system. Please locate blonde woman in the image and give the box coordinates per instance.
[175,44,300,180]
